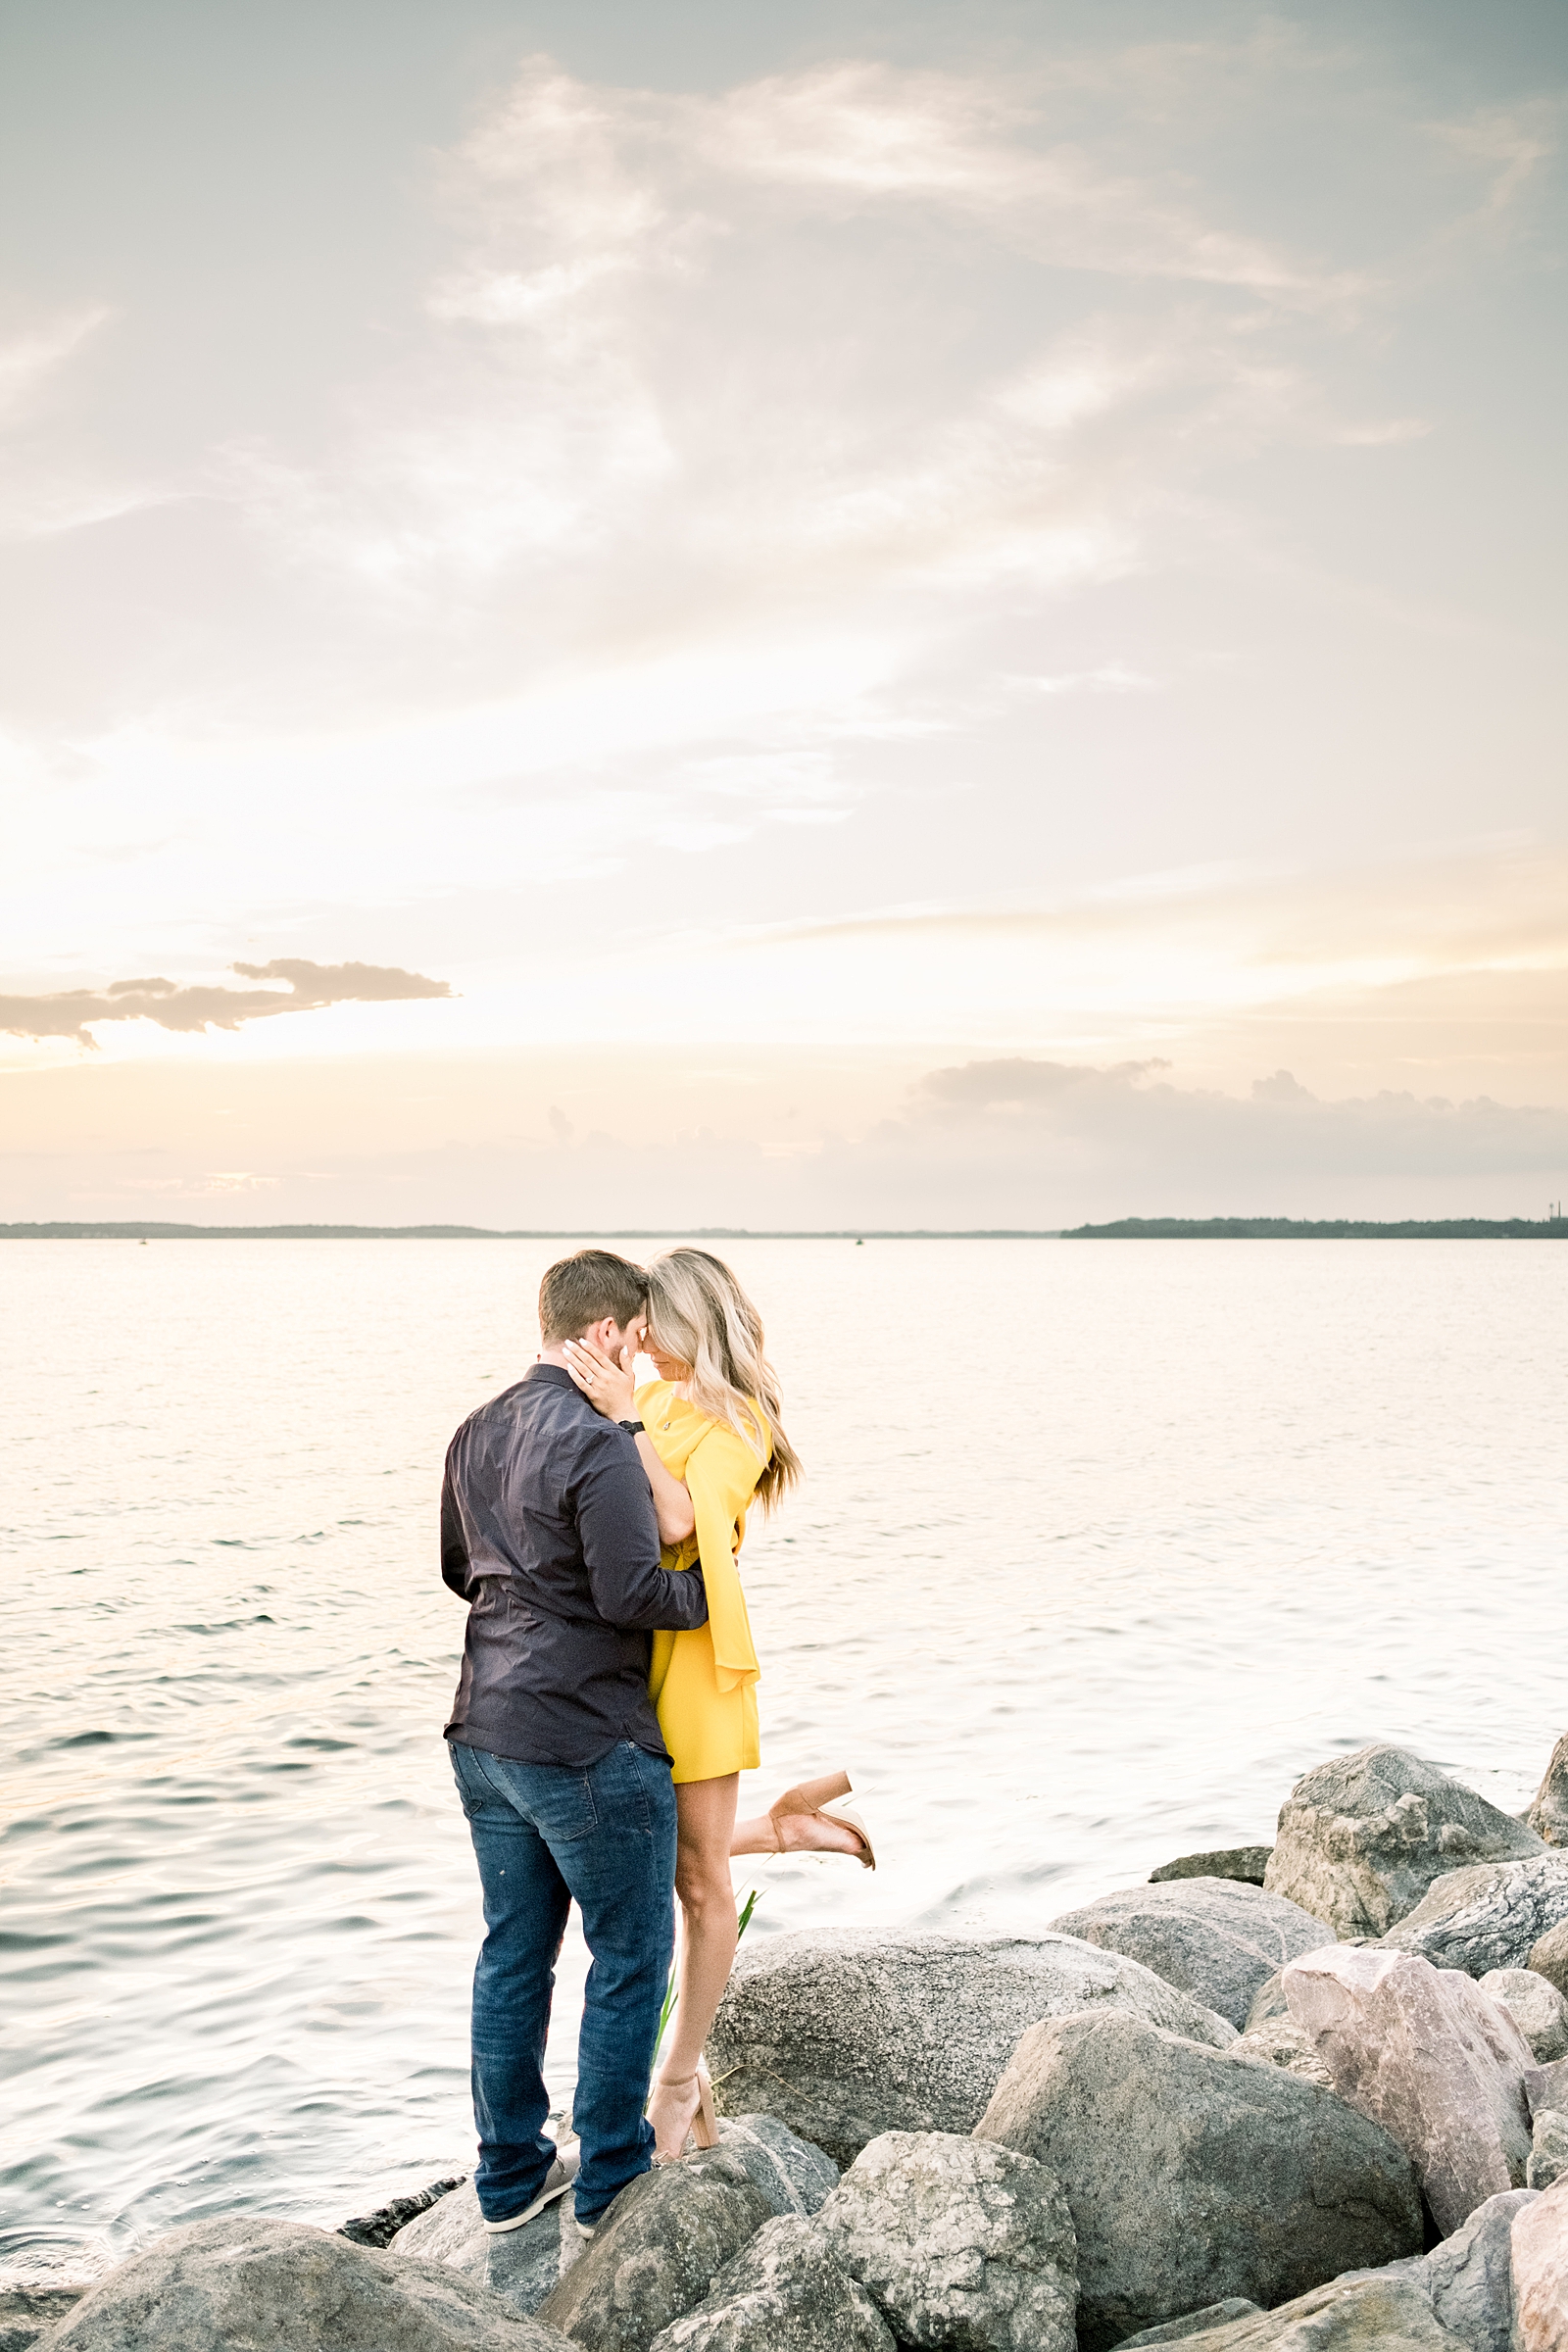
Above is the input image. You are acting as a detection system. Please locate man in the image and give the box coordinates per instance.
[442,1249,710,2239]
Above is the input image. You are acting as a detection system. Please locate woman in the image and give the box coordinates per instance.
[564,1247,871,2162]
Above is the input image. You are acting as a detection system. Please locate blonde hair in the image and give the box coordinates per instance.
[642,1248,801,1512]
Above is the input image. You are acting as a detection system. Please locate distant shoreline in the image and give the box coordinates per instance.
[2,1218,1566,1241]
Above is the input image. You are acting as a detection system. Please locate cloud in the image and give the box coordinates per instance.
[0,959,453,1050]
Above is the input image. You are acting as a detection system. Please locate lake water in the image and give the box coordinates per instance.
[3,1237,1566,2283]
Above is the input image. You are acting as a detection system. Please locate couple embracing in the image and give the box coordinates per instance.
[440,1247,871,2246]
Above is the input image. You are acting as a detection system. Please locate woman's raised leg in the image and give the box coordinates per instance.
[648,1773,739,2162]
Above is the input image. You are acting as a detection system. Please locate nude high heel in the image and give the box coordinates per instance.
[649,2059,720,2162]
[769,1770,877,1870]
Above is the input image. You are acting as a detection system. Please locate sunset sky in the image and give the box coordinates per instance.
[3,0,1565,1227]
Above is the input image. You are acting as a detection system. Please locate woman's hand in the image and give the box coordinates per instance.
[563,1335,639,1423]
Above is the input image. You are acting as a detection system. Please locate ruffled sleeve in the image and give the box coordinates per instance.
[685,1418,766,1693]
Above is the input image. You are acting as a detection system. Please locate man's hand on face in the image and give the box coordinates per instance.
[563,1330,639,1424]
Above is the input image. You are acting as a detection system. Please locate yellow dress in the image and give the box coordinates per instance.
[638,1378,765,1784]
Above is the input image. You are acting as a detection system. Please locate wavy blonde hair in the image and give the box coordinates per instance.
[642,1248,801,1512]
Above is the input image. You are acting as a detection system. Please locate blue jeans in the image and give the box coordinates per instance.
[448,1737,676,2224]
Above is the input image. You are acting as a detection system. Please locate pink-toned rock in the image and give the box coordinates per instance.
[1283,1944,1534,2235]
[1512,2173,1568,2349]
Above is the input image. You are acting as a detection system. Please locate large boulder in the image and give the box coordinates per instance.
[974,2008,1421,2350]
[1115,2304,1260,2347]
[1102,2275,1468,2349]
[39,2216,571,2352]
[1048,1880,1333,2031]
[1382,1855,1568,1977]
[1512,2174,1568,2350]
[1478,1968,1568,2061]
[1529,1918,1568,1995]
[648,2217,892,2352]
[1421,2187,1536,2352]
[0,2287,84,2352]
[708,1931,1235,2168]
[1526,1733,1568,1846]
[1282,1944,1534,2234]
[1150,1849,1271,1887]
[1264,1746,1544,1940]
[1225,2015,1336,2090]
[390,2181,563,2319]
[1528,2110,1568,2190]
[341,2176,467,2248]
[813,2131,1076,2352]
[536,2150,772,2352]
[707,2116,840,2216]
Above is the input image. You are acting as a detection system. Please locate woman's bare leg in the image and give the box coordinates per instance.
[648,1774,740,2159]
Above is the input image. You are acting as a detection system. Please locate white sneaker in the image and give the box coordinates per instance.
[483,2145,580,2233]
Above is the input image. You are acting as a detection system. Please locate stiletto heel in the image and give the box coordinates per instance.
[768,1770,876,1870]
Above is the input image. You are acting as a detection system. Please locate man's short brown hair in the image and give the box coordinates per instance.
[538,1250,647,1345]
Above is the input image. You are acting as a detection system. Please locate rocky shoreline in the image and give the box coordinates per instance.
[12,1734,1568,2351]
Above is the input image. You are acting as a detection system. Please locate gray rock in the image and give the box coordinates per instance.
[1114,2305,1262,2348]
[710,2116,839,2217]
[1528,2109,1568,2191]
[1226,2015,1337,2089]
[1507,2177,1568,2350]
[1529,1919,1568,1997]
[813,2130,1076,2352]
[1264,1746,1544,1941]
[39,2216,571,2352]
[1150,1850,1272,1887]
[1244,1968,1293,2030]
[1049,1879,1333,2031]
[648,2217,891,2352]
[1422,2187,1536,2352]
[1117,2275,1468,2348]
[1382,1855,1568,1977]
[341,2176,467,2248]
[391,2180,564,2318]
[537,2149,772,2352]
[0,2288,84,2352]
[708,1931,1235,2169]
[1525,2055,1568,2121]
[1478,1968,1568,2061]
[1526,1733,1568,1846]
[974,2008,1422,2351]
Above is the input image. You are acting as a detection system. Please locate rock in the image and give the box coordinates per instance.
[1264,1746,1544,1940]
[1382,1855,1568,1978]
[1529,1918,1568,1997]
[1421,2187,1535,2352]
[1226,2015,1337,2090]
[1526,1733,1568,1845]
[974,2007,1421,2350]
[813,2130,1076,2352]
[710,2116,840,2216]
[1150,1849,1272,1887]
[391,2180,564,2319]
[1282,1944,1534,2234]
[648,2217,892,2352]
[341,2176,467,2248]
[1511,2174,1568,2349]
[1525,2055,1568,2120]
[1478,1968,1568,2061]
[1049,1879,1333,2031]
[0,2287,84,2352]
[1528,2109,1568,2190]
[1114,2305,1262,2348]
[39,2215,571,2352]
[536,2149,772,2352]
[708,1930,1235,2168]
[1117,2275,1469,2349]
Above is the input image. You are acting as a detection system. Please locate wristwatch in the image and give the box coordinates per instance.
[617,1419,643,1437]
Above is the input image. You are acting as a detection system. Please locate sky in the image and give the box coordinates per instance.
[2,0,1565,1228]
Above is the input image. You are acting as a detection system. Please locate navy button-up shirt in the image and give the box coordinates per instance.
[442,1363,710,1768]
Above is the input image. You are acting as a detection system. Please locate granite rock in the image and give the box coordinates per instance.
[707,1930,1234,2168]
[1526,1733,1568,1847]
[1527,2108,1568,2191]
[0,2287,84,2352]
[1114,2303,1261,2348]
[1477,1967,1568,2061]
[1524,2055,1568,2120]
[709,2116,840,2217]
[1226,2014,1337,2089]
[813,2130,1076,2352]
[390,2180,564,2319]
[1110,2275,1468,2350]
[1047,1880,1333,2031]
[1511,2174,1568,2351]
[974,2007,1421,2350]
[1263,1746,1544,1941]
[1528,1918,1568,1998]
[536,2150,772,2352]
[38,2216,571,2352]
[1150,1850,1272,1887]
[1382,1855,1568,1978]
[648,2218,891,2352]
[341,2177,466,2248]
[1282,1944,1534,2234]
[1421,2187,1535,2352]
